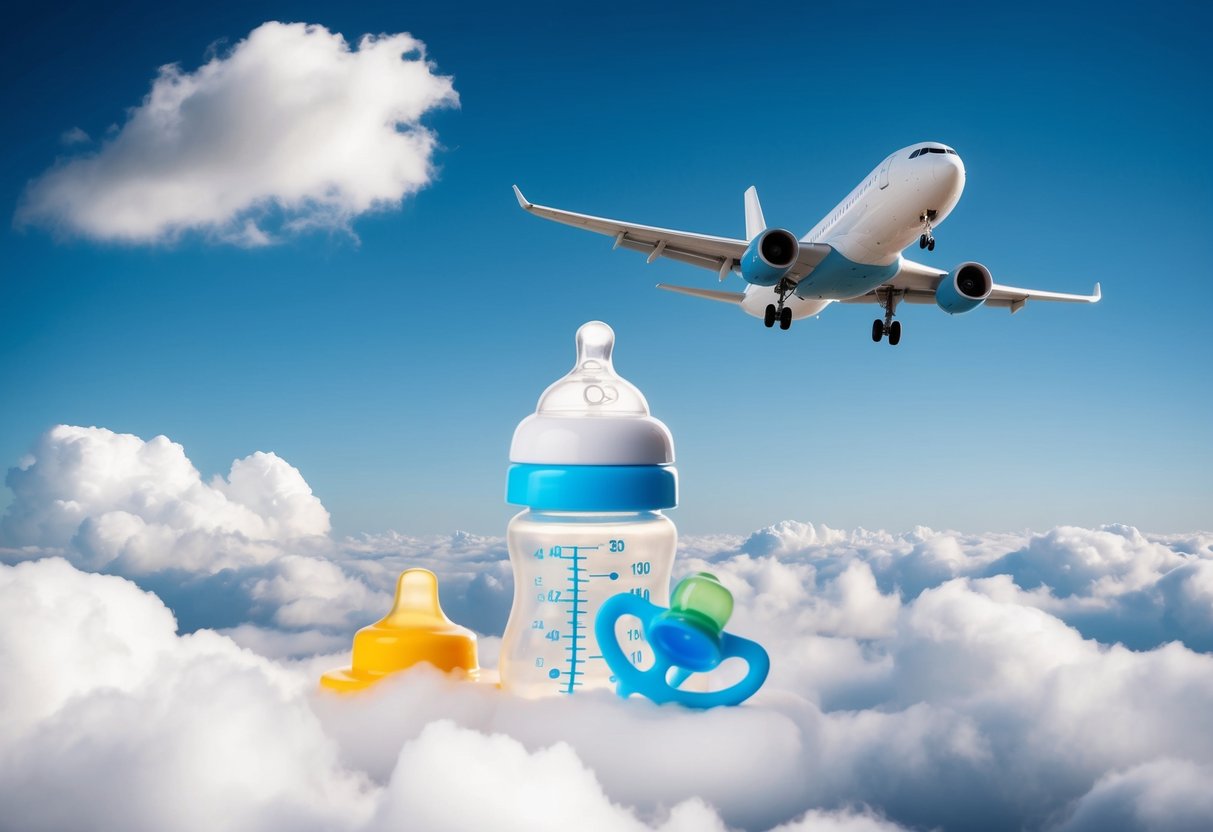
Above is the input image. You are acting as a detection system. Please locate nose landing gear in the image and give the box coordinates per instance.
[763,279,795,331]
[918,210,938,251]
[871,289,902,346]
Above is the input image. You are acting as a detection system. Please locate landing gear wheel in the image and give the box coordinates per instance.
[927,237,935,252]
[874,289,902,345]
[779,306,792,330]
[919,234,927,249]
[764,305,777,328]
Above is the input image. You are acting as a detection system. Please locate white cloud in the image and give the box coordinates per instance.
[16,21,458,245]
[769,809,913,832]
[0,558,375,832]
[374,721,725,832]
[1049,759,1213,832]
[2,425,330,573]
[741,519,847,556]
[3,425,1213,830]
[59,126,90,146]
[8,554,1211,832]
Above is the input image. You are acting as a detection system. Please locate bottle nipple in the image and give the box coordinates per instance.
[320,569,480,692]
[382,569,448,627]
[534,321,649,416]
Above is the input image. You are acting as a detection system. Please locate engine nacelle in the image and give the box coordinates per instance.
[740,228,799,286]
[936,262,993,314]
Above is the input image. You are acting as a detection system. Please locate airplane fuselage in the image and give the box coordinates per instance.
[740,142,965,321]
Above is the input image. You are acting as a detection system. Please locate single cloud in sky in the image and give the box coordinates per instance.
[59,126,90,146]
[15,21,458,246]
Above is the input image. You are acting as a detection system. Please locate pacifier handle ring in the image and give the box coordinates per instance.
[663,633,770,709]
[594,593,676,695]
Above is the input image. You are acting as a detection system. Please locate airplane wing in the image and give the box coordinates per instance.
[514,186,831,282]
[837,257,1101,313]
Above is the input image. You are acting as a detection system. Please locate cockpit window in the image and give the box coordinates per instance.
[912,146,958,158]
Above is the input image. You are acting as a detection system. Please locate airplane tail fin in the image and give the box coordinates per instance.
[744,186,766,241]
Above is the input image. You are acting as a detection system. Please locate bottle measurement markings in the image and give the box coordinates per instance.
[549,544,601,693]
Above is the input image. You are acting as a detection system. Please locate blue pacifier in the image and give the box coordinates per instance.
[594,572,770,708]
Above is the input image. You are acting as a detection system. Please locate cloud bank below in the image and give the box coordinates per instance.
[15,22,458,245]
[2,425,1211,832]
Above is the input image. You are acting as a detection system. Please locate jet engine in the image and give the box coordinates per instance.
[935,262,993,314]
[739,228,799,286]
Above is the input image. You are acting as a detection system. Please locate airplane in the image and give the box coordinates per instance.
[512,142,1100,345]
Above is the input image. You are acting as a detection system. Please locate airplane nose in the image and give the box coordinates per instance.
[932,154,965,189]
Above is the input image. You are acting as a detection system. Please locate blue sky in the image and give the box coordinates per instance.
[1,0,1210,537]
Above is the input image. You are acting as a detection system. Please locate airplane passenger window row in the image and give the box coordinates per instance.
[909,147,958,158]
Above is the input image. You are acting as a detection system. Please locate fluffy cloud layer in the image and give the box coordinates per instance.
[16,22,457,245]
[2,425,1212,831]
[3,425,331,572]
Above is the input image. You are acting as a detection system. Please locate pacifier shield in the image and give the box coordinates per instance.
[648,614,722,673]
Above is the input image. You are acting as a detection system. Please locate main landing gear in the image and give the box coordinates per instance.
[763,279,795,331]
[871,289,902,346]
[918,209,938,251]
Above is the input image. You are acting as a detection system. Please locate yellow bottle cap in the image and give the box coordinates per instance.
[320,568,480,692]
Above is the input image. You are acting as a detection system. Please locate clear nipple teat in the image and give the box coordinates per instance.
[535,321,649,416]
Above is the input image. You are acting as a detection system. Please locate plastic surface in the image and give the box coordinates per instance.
[500,321,680,697]
[593,573,770,708]
[509,321,675,466]
[499,509,676,697]
[506,464,676,511]
[320,569,479,692]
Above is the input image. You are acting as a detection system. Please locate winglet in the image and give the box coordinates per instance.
[512,185,532,210]
[1091,282,1102,302]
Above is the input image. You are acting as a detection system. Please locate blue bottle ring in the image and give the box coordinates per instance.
[506,463,677,511]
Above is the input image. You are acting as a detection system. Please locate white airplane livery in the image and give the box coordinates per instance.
[513,142,1100,344]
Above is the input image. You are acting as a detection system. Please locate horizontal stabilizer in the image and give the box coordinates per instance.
[656,283,745,305]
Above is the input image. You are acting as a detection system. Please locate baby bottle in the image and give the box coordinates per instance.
[500,321,677,697]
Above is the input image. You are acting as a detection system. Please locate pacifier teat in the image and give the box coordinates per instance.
[649,572,735,673]
[320,568,479,692]
[534,321,649,416]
